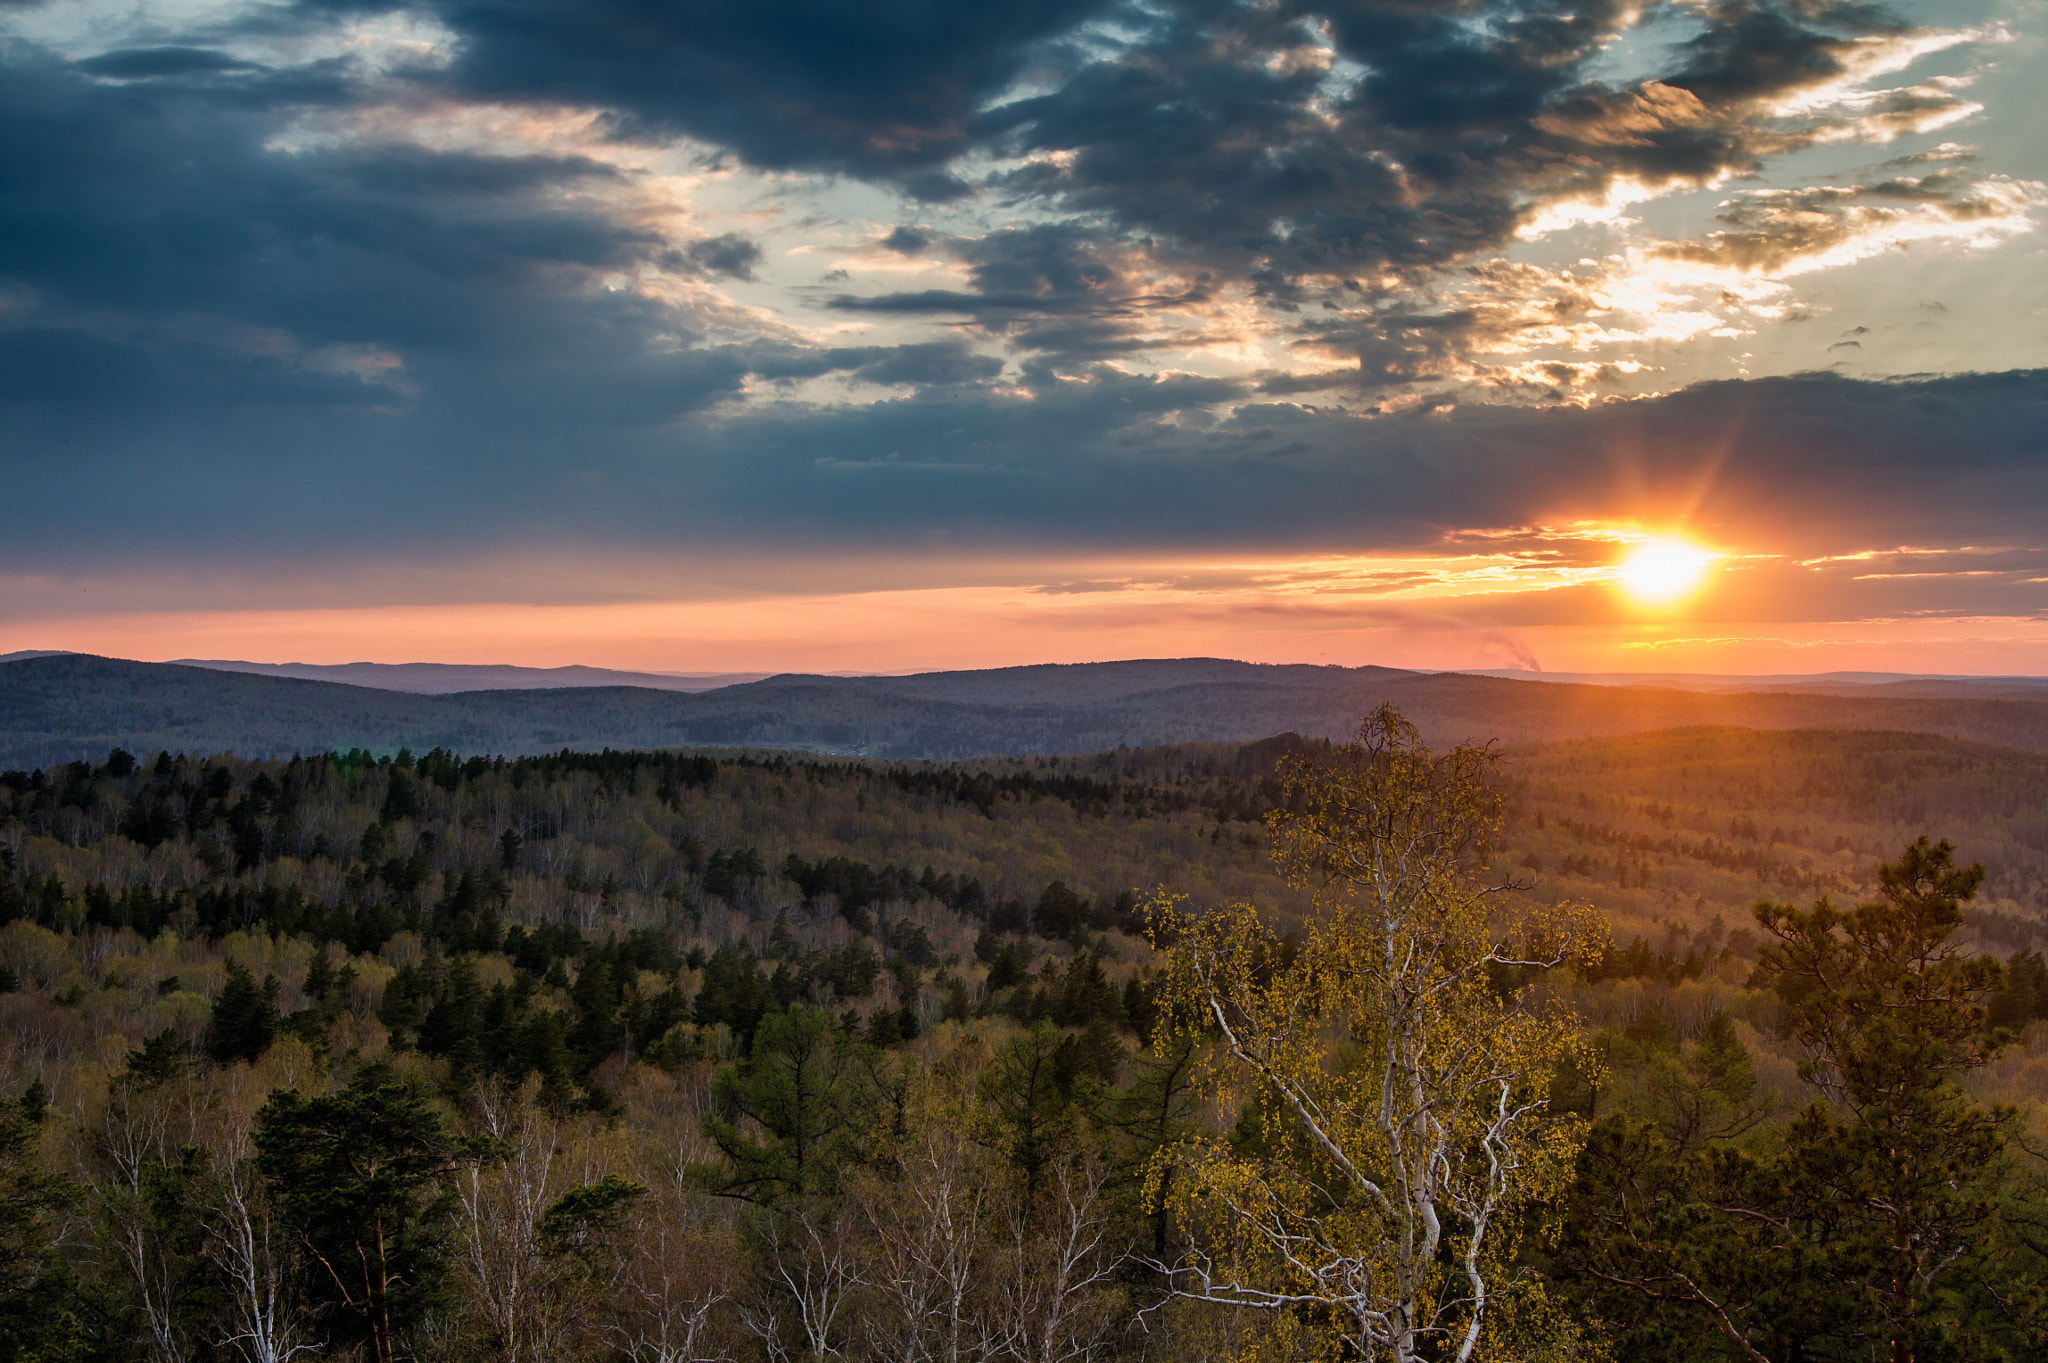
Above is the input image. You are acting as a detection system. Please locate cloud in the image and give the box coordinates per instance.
[682,232,763,281]
[1646,173,2042,279]
[73,46,263,78]
[11,0,2029,412]
[2,0,2043,644]
[387,0,1114,186]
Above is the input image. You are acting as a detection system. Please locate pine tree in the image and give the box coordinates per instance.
[701,1006,873,1202]
[206,960,279,1064]
[0,1090,88,1363]
[256,1068,494,1363]
[1560,838,2029,1363]
[303,947,335,1003]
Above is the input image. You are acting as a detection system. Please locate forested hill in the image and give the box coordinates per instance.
[9,651,2048,767]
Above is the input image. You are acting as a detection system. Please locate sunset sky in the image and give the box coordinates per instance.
[5,0,2046,675]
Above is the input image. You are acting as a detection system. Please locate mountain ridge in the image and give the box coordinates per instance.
[9,652,2048,768]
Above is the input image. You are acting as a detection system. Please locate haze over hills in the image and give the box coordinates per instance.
[166,657,772,694]
[10,652,2048,769]
[1462,668,2048,701]
[15,650,2048,702]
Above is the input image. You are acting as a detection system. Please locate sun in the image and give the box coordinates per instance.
[1615,538,1716,605]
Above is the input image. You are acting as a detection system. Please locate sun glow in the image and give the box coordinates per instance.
[1615,538,1717,605]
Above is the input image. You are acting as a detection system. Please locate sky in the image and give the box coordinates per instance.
[3,0,2046,676]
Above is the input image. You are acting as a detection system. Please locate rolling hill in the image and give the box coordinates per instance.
[167,658,770,693]
[10,652,2048,768]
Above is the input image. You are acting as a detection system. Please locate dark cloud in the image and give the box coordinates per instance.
[881,226,932,255]
[345,0,1116,185]
[1663,0,1902,106]
[839,342,1006,388]
[73,46,263,78]
[244,0,1987,317]
[826,223,1218,368]
[667,367,2048,572]
[12,1,2009,402]
[0,39,770,449]
[834,223,1125,314]
[710,1,2007,387]
[0,45,649,322]
[682,232,763,281]
[979,0,1844,280]
[748,340,1007,388]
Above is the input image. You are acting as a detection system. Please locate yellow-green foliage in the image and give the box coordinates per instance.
[1148,706,1602,1363]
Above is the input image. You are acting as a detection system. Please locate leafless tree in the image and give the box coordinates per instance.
[990,1156,1128,1363]
[451,1084,576,1363]
[610,1209,734,1363]
[739,1205,863,1363]
[852,1129,992,1363]
[85,1071,191,1363]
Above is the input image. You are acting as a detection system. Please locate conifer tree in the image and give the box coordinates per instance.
[701,1006,873,1203]
[302,947,335,1004]
[0,1090,87,1363]
[207,960,279,1064]
[256,1068,494,1363]
[1561,837,2031,1362]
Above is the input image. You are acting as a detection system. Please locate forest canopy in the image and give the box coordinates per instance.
[1,715,2046,1360]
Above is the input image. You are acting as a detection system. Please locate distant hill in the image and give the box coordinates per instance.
[10,652,2048,768]
[168,657,770,694]
[1463,667,2048,701]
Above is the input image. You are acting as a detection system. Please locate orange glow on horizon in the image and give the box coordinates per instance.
[7,540,2048,680]
[9,586,2048,681]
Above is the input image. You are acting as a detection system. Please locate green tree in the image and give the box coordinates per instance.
[379,770,421,825]
[302,949,335,1007]
[0,1092,92,1363]
[1560,838,2034,1362]
[1108,1030,1201,1256]
[539,1174,645,1267]
[1147,704,1599,1363]
[969,1022,1101,1191]
[700,1006,873,1203]
[206,961,279,1065]
[1593,1010,1768,1157]
[255,1069,494,1363]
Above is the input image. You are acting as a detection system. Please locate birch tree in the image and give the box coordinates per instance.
[737,1206,862,1363]
[1147,704,1599,1363]
[201,1128,314,1363]
[451,1085,569,1363]
[85,1055,200,1363]
[850,1129,991,1363]
[990,1154,1127,1363]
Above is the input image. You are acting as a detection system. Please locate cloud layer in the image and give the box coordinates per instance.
[0,0,2043,664]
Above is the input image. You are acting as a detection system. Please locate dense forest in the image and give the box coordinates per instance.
[3,718,2047,1360]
